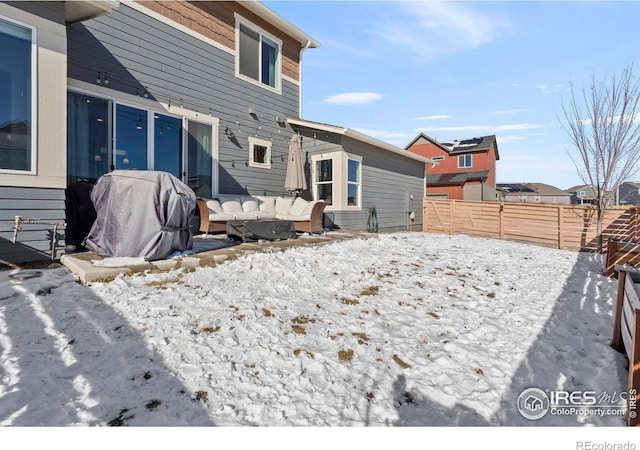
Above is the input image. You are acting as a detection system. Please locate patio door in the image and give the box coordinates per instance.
[153,113,182,179]
[114,104,148,170]
[185,120,214,197]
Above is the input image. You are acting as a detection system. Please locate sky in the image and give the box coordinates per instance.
[264,0,640,190]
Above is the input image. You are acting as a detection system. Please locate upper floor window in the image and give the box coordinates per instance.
[0,16,35,174]
[237,19,281,92]
[431,156,445,161]
[457,154,472,168]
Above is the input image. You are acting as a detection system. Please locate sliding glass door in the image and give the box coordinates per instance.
[114,104,147,170]
[67,91,216,197]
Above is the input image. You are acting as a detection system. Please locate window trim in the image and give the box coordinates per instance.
[311,151,362,211]
[345,155,362,210]
[248,136,272,169]
[457,153,472,169]
[66,84,220,197]
[431,155,445,161]
[234,14,282,94]
[0,14,37,175]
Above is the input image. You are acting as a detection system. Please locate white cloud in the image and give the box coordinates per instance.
[323,92,383,105]
[416,123,544,134]
[376,1,512,59]
[494,109,525,116]
[498,136,526,143]
[411,115,453,121]
[512,83,521,88]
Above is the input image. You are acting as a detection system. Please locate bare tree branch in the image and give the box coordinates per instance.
[560,61,640,251]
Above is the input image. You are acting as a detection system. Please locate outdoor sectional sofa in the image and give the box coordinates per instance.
[196,195,328,234]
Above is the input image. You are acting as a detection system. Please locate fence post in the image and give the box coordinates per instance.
[499,202,504,240]
[450,200,456,234]
[558,205,564,249]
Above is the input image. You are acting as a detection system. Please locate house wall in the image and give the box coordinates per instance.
[137,1,301,82]
[619,184,640,206]
[0,2,68,264]
[408,139,498,188]
[66,2,302,197]
[298,130,424,232]
[426,185,461,200]
[504,193,571,204]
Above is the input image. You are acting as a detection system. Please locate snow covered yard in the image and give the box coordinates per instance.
[0,232,629,426]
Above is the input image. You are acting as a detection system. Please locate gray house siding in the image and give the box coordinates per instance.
[0,187,66,264]
[297,130,424,232]
[618,183,640,206]
[67,3,300,197]
[0,2,67,265]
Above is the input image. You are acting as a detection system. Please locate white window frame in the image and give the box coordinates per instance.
[66,82,220,197]
[235,14,282,94]
[0,14,37,175]
[457,153,472,168]
[311,150,362,211]
[431,155,445,161]
[578,190,586,197]
[248,136,272,169]
[345,155,362,210]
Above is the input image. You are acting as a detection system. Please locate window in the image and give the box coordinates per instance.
[67,89,218,197]
[347,158,361,207]
[314,158,333,205]
[248,137,271,168]
[67,92,109,184]
[0,16,35,173]
[431,156,445,161]
[311,152,362,210]
[237,19,281,91]
[457,154,472,168]
[535,195,541,203]
[578,190,586,197]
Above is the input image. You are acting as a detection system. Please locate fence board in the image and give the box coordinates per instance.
[423,199,639,254]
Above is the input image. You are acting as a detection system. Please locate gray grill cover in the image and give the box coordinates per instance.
[84,170,196,261]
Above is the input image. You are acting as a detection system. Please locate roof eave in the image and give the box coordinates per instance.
[241,1,321,49]
[287,118,435,165]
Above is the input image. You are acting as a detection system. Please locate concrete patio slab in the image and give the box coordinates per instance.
[61,230,375,283]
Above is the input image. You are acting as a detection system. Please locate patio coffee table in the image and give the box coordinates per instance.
[226,219,297,242]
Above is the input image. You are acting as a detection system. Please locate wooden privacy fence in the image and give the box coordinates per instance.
[422,198,640,252]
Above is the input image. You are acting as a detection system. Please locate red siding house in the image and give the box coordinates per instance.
[405,133,500,201]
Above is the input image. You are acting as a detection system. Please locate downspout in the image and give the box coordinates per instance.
[298,40,312,119]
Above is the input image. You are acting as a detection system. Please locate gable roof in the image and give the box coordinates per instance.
[405,133,499,160]
[404,133,451,153]
[287,118,435,165]
[426,170,490,186]
[497,182,570,196]
[242,2,320,48]
[440,135,499,160]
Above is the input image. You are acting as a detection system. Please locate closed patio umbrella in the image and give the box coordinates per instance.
[285,133,307,194]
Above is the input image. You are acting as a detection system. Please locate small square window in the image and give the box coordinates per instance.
[248,137,271,168]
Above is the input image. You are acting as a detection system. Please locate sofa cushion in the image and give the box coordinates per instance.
[255,195,276,213]
[288,197,309,217]
[232,212,262,221]
[240,195,260,212]
[208,212,238,222]
[275,196,295,215]
[206,199,224,214]
[219,195,243,213]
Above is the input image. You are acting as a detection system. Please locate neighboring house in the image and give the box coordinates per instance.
[1,0,322,264]
[287,118,431,232]
[405,133,500,201]
[565,184,616,206]
[618,182,640,206]
[497,183,571,204]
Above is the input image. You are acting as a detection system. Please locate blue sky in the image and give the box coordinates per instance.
[264,0,640,190]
